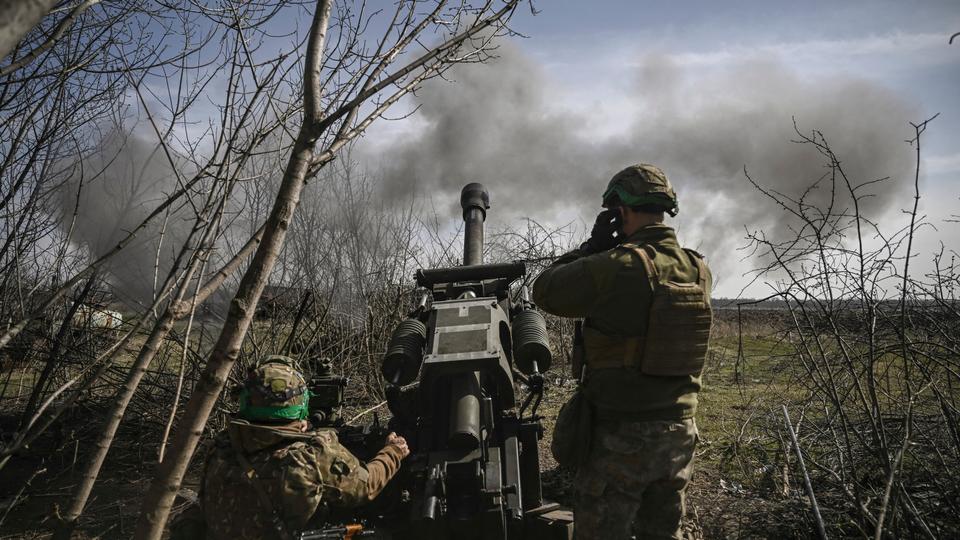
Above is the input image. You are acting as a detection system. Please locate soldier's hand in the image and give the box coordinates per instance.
[581,209,621,253]
[386,432,410,459]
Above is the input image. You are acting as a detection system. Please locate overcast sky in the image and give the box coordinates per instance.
[359,0,960,298]
[513,0,958,154]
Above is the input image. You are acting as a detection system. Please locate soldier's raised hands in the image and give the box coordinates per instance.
[581,208,622,253]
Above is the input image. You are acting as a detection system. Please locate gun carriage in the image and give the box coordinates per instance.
[374,183,571,540]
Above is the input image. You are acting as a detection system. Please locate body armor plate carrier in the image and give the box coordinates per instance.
[585,243,712,376]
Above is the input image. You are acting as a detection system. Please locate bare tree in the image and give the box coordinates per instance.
[740,116,958,537]
[0,0,225,358]
[0,0,60,59]
[0,2,531,535]
[133,1,526,537]
[0,0,103,74]
[1,3,300,534]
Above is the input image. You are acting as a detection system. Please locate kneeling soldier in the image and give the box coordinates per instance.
[200,355,408,539]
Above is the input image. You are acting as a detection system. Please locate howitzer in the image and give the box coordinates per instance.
[380,184,572,540]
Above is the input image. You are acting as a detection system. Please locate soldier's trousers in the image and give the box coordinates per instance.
[573,417,697,540]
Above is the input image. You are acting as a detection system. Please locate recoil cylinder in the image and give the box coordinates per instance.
[511,310,552,375]
[382,318,427,386]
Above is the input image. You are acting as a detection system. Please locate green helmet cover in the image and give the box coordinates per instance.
[602,163,679,216]
[238,355,311,421]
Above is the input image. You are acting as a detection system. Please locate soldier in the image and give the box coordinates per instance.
[197,355,409,540]
[533,164,712,540]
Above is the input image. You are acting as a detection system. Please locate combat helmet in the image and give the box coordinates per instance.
[601,163,679,216]
[238,355,310,422]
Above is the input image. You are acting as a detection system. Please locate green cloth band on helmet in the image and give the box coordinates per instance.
[602,184,679,216]
[238,387,311,421]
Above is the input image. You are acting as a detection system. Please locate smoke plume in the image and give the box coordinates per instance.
[54,131,191,306]
[366,44,918,289]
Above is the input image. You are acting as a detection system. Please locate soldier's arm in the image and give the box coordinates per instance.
[532,249,617,317]
[360,444,405,501]
[324,439,405,507]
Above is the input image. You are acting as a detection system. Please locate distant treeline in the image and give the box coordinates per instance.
[713,297,957,311]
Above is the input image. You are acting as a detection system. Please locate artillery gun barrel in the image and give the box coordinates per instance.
[464,207,484,266]
[460,183,489,266]
[449,183,490,453]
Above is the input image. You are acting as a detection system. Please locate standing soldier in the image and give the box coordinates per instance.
[533,164,712,540]
[193,355,409,539]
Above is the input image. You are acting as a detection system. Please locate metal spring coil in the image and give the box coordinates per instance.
[382,319,427,385]
[511,309,552,374]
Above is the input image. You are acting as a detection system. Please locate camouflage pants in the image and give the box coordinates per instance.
[573,417,697,540]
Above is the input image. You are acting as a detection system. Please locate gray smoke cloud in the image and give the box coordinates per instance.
[54,130,191,306]
[366,44,918,289]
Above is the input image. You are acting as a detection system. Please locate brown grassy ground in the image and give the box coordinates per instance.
[534,313,819,539]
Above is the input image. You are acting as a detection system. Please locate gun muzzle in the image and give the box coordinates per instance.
[460,183,489,266]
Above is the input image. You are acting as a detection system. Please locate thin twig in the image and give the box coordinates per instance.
[348,400,387,425]
[783,405,828,540]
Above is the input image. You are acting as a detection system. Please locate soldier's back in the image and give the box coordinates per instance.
[202,422,335,539]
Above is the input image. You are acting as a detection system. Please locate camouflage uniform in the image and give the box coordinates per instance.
[573,418,697,539]
[533,165,711,540]
[195,356,404,540]
[201,420,404,539]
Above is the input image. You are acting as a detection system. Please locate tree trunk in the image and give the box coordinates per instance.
[133,3,333,537]
[53,226,264,539]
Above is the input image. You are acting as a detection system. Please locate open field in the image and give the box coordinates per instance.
[534,313,827,539]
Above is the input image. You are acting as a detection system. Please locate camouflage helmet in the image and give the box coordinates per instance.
[238,355,310,421]
[601,163,679,217]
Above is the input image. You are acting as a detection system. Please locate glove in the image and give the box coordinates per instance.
[580,209,621,253]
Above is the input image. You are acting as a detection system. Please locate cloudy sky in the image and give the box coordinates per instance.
[359,0,960,298]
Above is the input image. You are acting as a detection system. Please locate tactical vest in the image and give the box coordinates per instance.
[583,243,712,376]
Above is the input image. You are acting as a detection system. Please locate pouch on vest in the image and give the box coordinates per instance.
[625,244,712,377]
[571,320,585,381]
[551,389,593,468]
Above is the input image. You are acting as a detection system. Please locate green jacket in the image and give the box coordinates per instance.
[532,224,712,420]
